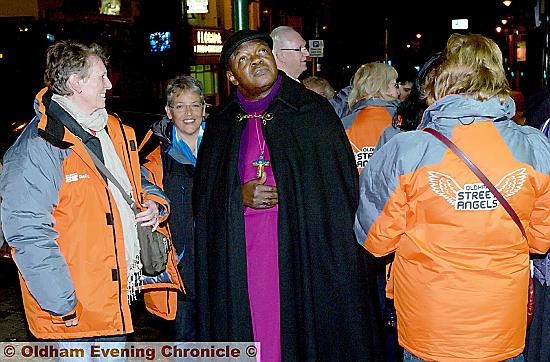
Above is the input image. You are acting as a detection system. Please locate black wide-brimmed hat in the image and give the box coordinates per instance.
[221,29,273,69]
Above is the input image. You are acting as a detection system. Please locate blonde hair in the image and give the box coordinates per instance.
[423,33,510,105]
[348,62,398,108]
[302,76,336,99]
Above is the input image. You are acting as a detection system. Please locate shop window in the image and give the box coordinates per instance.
[191,64,220,106]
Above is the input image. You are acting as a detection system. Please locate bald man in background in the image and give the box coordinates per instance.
[270,26,310,81]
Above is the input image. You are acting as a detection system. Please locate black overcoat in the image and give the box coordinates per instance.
[193,74,383,361]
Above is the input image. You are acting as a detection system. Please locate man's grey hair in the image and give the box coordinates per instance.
[44,40,108,96]
[270,26,296,50]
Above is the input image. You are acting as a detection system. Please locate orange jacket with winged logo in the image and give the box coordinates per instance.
[355,95,550,361]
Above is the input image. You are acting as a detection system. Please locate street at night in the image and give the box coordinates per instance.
[1,1,549,361]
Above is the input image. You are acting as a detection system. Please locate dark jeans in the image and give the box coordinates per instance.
[403,349,524,361]
[378,273,403,362]
[172,299,196,341]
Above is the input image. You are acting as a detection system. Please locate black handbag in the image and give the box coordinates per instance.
[83,144,169,276]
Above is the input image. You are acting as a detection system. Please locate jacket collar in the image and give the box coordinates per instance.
[151,116,172,146]
[36,88,103,160]
[419,94,516,129]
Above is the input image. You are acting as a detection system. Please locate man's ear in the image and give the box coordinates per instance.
[68,74,82,95]
[226,70,238,86]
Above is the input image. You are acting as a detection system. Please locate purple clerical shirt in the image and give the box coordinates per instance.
[237,75,282,362]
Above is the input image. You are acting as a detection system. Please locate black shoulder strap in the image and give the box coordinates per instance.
[82,143,135,208]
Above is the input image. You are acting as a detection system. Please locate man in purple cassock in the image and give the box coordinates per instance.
[193,29,384,362]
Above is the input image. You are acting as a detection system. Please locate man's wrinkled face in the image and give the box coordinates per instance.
[226,39,278,100]
[74,55,112,115]
[274,30,309,79]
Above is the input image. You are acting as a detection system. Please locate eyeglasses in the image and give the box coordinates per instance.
[168,103,204,112]
[280,46,308,52]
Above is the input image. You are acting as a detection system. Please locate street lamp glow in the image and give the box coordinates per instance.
[503,0,512,6]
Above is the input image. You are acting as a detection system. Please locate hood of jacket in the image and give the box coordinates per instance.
[419,94,516,130]
[141,116,197,166]
[341,97,399,129]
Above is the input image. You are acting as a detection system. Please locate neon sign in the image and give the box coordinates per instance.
[194,29,223,55]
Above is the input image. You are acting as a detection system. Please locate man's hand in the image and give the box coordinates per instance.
[242,171,278,209]
[136,200,160,231]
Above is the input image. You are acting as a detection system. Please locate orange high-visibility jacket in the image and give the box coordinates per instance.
[0,88,182,339]
[355,95,550,361]
[341,98,398,174]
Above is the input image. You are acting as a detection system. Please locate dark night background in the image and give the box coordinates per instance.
[301,0,534,91]
[0,0,541,148]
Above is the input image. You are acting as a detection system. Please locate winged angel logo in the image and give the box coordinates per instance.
[428,168,527,211]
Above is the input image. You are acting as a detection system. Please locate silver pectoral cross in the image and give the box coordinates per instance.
[252,154,271,177]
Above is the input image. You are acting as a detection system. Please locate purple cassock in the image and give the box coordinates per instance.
[237,75,282,362]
